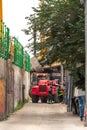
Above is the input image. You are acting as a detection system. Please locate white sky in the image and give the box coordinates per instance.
[3,0,39,48]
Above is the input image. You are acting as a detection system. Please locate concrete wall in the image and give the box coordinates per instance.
[13,65,23,107]
[0,59,6,119]
[0,58,31,118]
[13,65,30,107]
[23,71,30,99]
[0,59,5,78]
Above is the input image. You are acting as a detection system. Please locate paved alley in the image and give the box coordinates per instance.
[0,102,86,130]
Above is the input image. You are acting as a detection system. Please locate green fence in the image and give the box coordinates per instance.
[0,20,10,60]
[24,52,30,72]
[0,20,31,71]
[13,37,24,68]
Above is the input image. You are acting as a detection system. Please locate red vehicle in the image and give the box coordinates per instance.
[29,73,57,103]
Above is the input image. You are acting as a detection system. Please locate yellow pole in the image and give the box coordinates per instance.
[0,0,3,38]
[0,0,2,20]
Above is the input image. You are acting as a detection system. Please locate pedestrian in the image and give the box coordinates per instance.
[54,83,59,103]
[78,96,85,121]
[58,85,64,103]
[48,85,53,103]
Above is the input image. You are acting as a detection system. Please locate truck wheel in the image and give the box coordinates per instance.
[72,98,77,114]
[32,95,39,103]
[29,88,32,97]
[72,105,77,114]
[76,101,79,115]
[41,98,47,103]
[54,94,58,103]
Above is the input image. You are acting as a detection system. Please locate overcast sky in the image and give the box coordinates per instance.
[3,0,39,48]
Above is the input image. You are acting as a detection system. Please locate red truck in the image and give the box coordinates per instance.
[29,73,57,103]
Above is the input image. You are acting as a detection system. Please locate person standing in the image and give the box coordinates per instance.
[58,85,64,103]
[48,86,53,103]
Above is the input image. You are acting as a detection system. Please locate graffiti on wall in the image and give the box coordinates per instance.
[0,79,5,114]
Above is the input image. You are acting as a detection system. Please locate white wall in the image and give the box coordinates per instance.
[74,87,85,97]
[13,65,30,107]
[13,65,22,107]
[23,71,30,99]
[0,59,5,78]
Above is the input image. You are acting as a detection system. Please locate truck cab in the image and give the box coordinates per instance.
[29,73,57,103]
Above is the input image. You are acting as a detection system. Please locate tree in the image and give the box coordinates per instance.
[23,0,85,89]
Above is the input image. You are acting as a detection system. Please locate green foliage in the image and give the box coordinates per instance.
[24,0,85,89]
[14,101,24,112]
[14,99,29,112]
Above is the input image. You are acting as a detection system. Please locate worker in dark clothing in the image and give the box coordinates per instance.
[58,85,64,103]
[48,86,53,103]
[53,83,59,103]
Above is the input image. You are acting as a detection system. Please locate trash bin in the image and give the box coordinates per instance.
[78,96,85,121]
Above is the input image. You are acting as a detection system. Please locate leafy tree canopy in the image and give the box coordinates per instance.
[23,0,85,89]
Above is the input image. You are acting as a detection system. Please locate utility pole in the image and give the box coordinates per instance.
[61,64,63,85]
[0,0,8,117]
[84,0,87,126]
[0,0,2,20]
[80,0,87,126]
[0,0,2,38]
[33,15,36,56]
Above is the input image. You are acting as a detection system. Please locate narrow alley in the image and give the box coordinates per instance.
[0,0,87,129]
[0,102,86,130]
